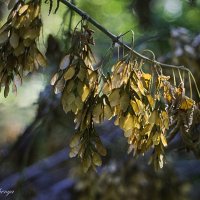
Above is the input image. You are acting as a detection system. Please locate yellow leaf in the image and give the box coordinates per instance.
[75,96,84,110]
[147,95,155,109]
[35,50,47,67]
[142,73,151,80]
[179,96,195,110]
[69,147,79,158]
[33,4,40,19]
[54,78,65,94]
[93,103,102,122]
[92,152,102,166]
[158,75,170,81]
[143,111,150,125]
[108,89,120,107]
[102,82,111,95]
[130,100,140,115]
[96,141,107,156]
[23,38,33,47]
[114,117,119,126]
[68,93,76,105]
[120,92,130,112]
[70,134,81,148]
[64,67,75,81]
[81,85,90,102]
[71,102,78,113]
[135,98,145,112]
[111,74,121,88]
[149,110,157,124]
[104,105,113,120]
[66,80,74,92]
[161,111,169,129]
[23,28,40,40]
[160,134,167,147]
[14,42,25,57]
[89,71,98,84]
[77,67,86,81]
[18,5,29,15]
[82,156,92,173]
[138,80,146,95]
[152,132,160,145]
[123,113,134,131]
[50,73,59,86]
[142,124,153,136]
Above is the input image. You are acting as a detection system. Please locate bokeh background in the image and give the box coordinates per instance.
[0,0,200,199]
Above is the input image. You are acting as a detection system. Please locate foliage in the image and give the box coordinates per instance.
[1,0,200,173]
[0,0,46,97]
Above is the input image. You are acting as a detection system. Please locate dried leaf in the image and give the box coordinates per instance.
[81,85,90,102]
[152,132,160,145]
[149,110,157,124]
[60,55,70,70]
[50,73,59,86]
[23,28,40,40]
[82,156,92,173]
[179,96,194,110]
[70,134,81,148]
[160,134,167,147]
[64,67,75,81]
[92,152,102,166]
[18,5,29,16]
[147,95,155,109]
[120,92,130,112]
[35,50,47,67]
[109,89,120,107]
[10,30,19,48]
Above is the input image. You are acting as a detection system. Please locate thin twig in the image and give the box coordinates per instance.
[59,0,187,71]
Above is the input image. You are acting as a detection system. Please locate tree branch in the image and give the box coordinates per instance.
[59,0,188,71]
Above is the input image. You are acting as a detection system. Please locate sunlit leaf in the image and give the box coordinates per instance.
[109,89,120,107]
[64,67,75,81]
[160,134,167,147]
[18,4,29,15]
[92,152,102,166]
[179,96,195,110]
[81,85,90,102]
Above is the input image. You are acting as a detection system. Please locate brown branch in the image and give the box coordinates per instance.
[59,0,188,71]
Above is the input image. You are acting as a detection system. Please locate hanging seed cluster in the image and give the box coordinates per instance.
[51,23,197,171]
[163,81,197,153]
[0,0,47,97]
[51,25,108,172]
[102,59,171,169]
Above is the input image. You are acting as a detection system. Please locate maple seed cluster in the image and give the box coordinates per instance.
[52,22,197,171]
[52,25,107,172]
[0,0,47,97]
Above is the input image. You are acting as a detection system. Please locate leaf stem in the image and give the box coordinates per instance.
[60,0,188,71]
